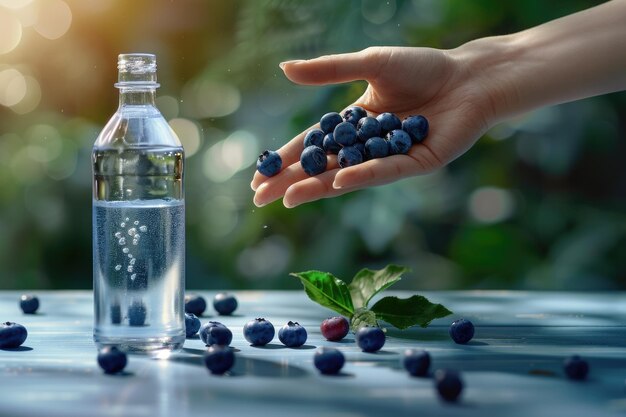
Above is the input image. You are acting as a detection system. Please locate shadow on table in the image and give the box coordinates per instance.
[1,346,33,352]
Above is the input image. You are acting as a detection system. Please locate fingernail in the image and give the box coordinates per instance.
[254,198,267,208]
[332,181,343,189]
[250,181,257,191]
[279,60,304,70]
[283,199,296,209]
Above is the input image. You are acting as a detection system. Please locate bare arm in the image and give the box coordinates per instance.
[251,0,626,208]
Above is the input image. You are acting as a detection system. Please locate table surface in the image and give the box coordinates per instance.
[1,290,626,417]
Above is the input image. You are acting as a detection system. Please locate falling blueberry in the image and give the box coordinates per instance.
[449,318,475,344]
[204,345,235,375]
[97,346,127,374]
[19,294,39,314]
[0,322,27,349]
[128,300,147,326]
[278,321,307,348]
[256,150,282,177]
[184,294,207,317]
[300,145,327,176]
[213,292,238,316]
[564,355,589,380]
[185,313,201,338]
[314,347,345,375]
[243,318,275,346]
[199,321,233,346]
[434,369,463,402]
[402,115,429,143]
[403,349,431,377]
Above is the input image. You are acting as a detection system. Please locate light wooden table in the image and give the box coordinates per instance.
[1,290,626,417]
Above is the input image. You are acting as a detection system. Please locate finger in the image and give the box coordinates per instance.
[283,168,357,208]
[254,156,339,207]
[280,48,384,85]
[251,125,316,191]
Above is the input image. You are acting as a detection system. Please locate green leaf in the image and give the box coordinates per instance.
[290,271,354,318]
[371,295,452,330]
[350,308,378,332]
[348,265,409,309]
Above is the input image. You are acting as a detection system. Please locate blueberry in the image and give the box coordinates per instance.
[303,129,325,149]
[564,355,589,380]
[204,345,235,375]
[376,112,402,135]
[300,145,327,176]
[199,321,233,346]
[364,137,390,159]
[111,303,122,324]
[342,106,367,126]
[184,294,207,316]
[128,300,147,326]
[387,129,412,154]
[185,313,201,338]
[402,115,429,144]
[333,121,358,147]
[243,318,275,346]
[213,292,238,316]
[322,133,342,154]
[278,321,307,348]
[449,318,474,344]
[19,294,39,314]
[403,349,431,377]
[97,346,127,374]
[355,326,385,353]
[353,142,365,158]
[314,347,345,375]
[256,150,282,177]
[320,112,343,134]
[320,316,350,341]
[338,146,363,168]
[0,322,27,349]
[434,369,463,402]
[356,117,381,142]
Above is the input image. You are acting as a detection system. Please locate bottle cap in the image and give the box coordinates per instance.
[115,53,159,88]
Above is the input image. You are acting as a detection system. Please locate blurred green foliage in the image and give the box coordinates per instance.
[0,0,624,291]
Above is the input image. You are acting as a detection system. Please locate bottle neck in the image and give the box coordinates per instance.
[119,88,157,107]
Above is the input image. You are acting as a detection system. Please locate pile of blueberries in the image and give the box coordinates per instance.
[256,106,429,177]
[2,293,592,403]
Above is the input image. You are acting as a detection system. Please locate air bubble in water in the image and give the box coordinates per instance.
[118,238,126,245]
[128,254,133,258]
[130,258,136,265]
[125,218,129,222]
[128,228,136,237]
[122,248,129,254]
[139,225,147,233]
[134,221,139,225]
[127,266,133,273]
[114,265,122,271]
[131,274,136,280]
[133,239,139,246]
[115,232,122,239]
[120,222,126,228]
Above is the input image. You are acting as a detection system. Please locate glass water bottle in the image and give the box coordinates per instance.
[92,53,185,354]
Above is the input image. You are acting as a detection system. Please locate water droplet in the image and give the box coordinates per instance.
[127,266,133,273]
[120,222,126,228]
[128,254,133,258]
[114,232,122,239]
[133,239,139,246]
[128,228,136,237]
[114,265,121,271]
[134,221,139,225]
[135,234,140,240]
[130,258,136,265]
[122,248,130,254]
[118,238,126,245]
[139,225,147,233]
[131,274,136,280]
[125,218,129,222]
[263,225,268,229]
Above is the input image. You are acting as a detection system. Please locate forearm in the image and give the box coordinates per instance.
[453,0,626,124]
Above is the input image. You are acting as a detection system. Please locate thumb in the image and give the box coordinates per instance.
[280,48,381,86]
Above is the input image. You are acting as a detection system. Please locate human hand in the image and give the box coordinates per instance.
[251,46,497,208]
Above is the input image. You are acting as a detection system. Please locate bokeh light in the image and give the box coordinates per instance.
[181,78,241,119]
[33,0,72,40]
[0,68,27,106]
[202,130,259,182]
[0,9,22,54]
[468,187,515,224]
[168,118,201,158]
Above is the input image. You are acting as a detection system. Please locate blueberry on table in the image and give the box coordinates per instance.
[320,112,343,134]
[333,121,358,147]
[355,326,386,353]
[243,318,275,346]
[204,345,235,375]
[278,321,307,348]
[564,355,589,380]
[449,318,475,344]
[342,106,367,126]
[300,145,327,176]
[356,116,381,142]
[434,369,463,402]
[303,129,325,149]
[213,292,238,316]
[403,349,431,377]
[200,321,233,346]
[402,115,429,144]
[184,313,201,338]
[322,133,342,154]
[97,346,127,374]
[320,316,350,341]
[338,146,363,168]
[314,347,345,375]
[19,294,39,314]
[364,137,390,159]
[256,150,282,177]
[184,294,207,316]
[387,129,412,155]
[376,112,402,135]
[0,322,27,349]
[128,300,147,326]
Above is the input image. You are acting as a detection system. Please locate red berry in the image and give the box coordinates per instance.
[320,316,350,341]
